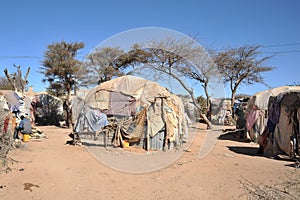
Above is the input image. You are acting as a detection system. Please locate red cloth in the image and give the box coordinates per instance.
[3,115,10,133]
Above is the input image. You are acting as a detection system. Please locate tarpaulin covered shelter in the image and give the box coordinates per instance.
[263,89,300,157]
[0,90,31,115]
[74,75,188,150]
[245,86,300,142]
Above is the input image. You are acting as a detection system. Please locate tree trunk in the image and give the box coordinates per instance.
[190,92,212,129]
[65,88,73,130]
[168,71,212,129]
[230,88,237,118]
[203,82,211,120]
[4,68,16,90]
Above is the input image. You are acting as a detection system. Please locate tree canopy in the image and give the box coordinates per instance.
[41,41,85,97]
[126,37,215,128]
[84,47,127,86]
[41,41,85,127]
[213,45,274,113]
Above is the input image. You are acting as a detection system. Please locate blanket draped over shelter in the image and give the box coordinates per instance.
[245,86,300,143]
[75,106,108,132]
[245,86,300,157]
[73,75,188,151]
[264,91,300,157]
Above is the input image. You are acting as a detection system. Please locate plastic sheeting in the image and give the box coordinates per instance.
[107,91,136,116]
[0,90,21,112]
[84,75,171,109]
[75,106,108,133]
[0,95,9,111]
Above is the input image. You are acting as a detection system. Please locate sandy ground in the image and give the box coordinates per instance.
[0,124,299,200]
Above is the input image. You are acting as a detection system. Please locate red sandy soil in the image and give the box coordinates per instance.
[0,124,299,200]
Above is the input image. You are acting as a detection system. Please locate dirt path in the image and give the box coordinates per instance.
[0,125,298,200]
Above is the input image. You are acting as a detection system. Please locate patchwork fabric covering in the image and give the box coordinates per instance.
[74,75,188,150]
[264,91,300,157]
[245,86,300,142]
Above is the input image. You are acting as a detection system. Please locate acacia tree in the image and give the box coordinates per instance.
[46,82,65,97]
[213,45,274,114]
[41,41,85,128]
[129,37,214,128]
[177,52,219,115]
[84,47,128,86]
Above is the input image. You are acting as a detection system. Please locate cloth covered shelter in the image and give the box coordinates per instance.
[263,90,300,157]
[74,75,188,151]
[245,86,300,142]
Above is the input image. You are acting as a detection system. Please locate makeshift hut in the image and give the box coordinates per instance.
[0,90,31,116]
[74,75,188,151]
[263,90,300,157]
[245,86,300,142]
[0,92,10,135]
[0,90,32,136]
[210,98,232,125]
[234,97,250,130]
[179,96,198,123]
[30,94,64,125]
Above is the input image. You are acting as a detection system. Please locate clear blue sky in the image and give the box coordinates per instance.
[1,0,299,97]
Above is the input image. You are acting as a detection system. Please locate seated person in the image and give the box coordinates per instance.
[13,115,32,140]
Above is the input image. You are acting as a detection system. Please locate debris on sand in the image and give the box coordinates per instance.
[24,183,40,192]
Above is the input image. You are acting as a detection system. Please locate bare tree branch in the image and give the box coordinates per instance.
[213,45,275,114]
[3,68,15,89]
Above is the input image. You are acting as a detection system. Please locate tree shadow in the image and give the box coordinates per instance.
[218,129,248,143]
[228,146,300,167]
[227,146,260,157]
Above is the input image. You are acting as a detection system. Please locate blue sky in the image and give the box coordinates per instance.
[0,0,299,97]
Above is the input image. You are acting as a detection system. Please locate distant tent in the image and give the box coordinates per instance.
[264,90,300,157]
[210,98,232,125]
[74,75,188,151]
[245,86,300,142]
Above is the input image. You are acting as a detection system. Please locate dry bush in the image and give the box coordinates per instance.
[0,109,14,174]
[240,169,300,200]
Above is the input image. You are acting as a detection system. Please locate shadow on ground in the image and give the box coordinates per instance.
[228,146,300,166]
[285,160,300,168]
[227,146,260,157]
[218,129,248,143]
